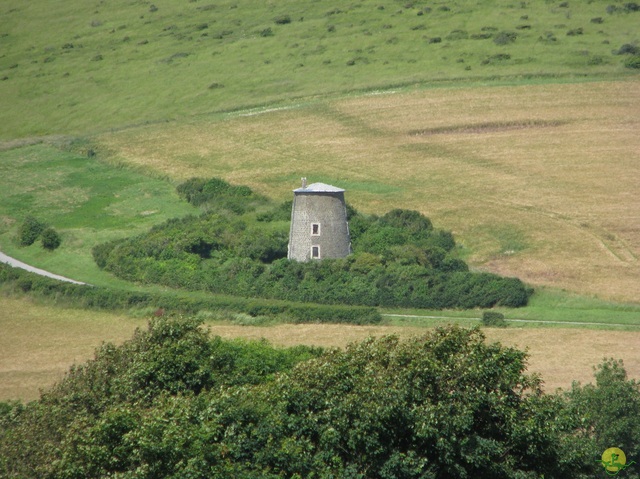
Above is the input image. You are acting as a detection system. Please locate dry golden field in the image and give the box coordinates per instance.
[2,297,638,402]
[98,80,640,303]
[0,298,146,402]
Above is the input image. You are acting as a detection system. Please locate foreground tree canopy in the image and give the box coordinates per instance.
[1,319,638,479]
[93,178,532,310]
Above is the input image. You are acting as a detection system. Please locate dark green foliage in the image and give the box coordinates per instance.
[273,14,292,24]
[494,31,517,45]
[95,183,533,309]
[40,227,61,251]
[482,310,507,327]
[607,3,640,13]
[0,262,382,324]
[380,208,433,233]
[260,27,274,37]
[7,326,634,478]
[617,43,639,54]
[176,177,259,209]
[16,215,47,246]
[625,55,640,68]
[561,359,640,478]
[0,318,323,478]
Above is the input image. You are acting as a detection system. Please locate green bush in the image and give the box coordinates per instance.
[17,216,47,246]
[493,31,517,45]
[380,208,433,234]
[616,43,639,55]
[482,310,507,327]
[176,177,257,208]
[273,14,292,24]
[624,55,640,68]
[40,227,61,251]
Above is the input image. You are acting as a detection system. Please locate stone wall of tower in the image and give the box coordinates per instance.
[288,191,351,262]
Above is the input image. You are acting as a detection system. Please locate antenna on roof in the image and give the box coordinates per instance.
[301,177,307,188]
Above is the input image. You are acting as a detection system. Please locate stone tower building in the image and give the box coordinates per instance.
[288,179,351,262]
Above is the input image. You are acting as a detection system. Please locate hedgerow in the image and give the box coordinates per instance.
[0,263,382,324]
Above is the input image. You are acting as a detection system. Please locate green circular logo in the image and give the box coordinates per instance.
[599,448,635,476]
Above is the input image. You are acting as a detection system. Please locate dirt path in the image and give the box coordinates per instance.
[0,251,86,285]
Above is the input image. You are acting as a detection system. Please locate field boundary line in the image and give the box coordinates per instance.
[383,313,640,328]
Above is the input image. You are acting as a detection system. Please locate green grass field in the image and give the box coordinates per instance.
[0,143,194,285]
[1,0,638,138]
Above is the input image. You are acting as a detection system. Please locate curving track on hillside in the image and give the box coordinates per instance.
[0,251,86,285]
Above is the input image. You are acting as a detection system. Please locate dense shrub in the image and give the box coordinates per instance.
[176,177,258,208]
[561,358,640,477]
[40,227,61,251]
[92,191,532,309]
[624,55,640,68]
[482,310,507,327]
[273,14,291,24]
[616,43,639,54]
[493,31,517,45]
[0,263,382,324]
[17,215,47,246]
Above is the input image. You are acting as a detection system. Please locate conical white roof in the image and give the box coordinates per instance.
[293,182,345,193]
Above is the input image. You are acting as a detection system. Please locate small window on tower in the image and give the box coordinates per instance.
[311,223,321,236]
[311,245,320,259]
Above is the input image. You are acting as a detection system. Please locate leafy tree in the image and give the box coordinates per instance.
[562,359,640,478]
[205,327,573,478]
[3,324,640,479]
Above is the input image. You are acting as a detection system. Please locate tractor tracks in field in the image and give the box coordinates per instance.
[484,199,638,264]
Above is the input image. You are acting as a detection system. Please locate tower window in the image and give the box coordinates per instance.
[311,223,321,236]
[311,245,320,259]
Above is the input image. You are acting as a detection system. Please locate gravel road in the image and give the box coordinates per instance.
[0,251,86,285]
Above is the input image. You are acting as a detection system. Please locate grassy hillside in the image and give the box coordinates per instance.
[95,81,640,302]
[0,0,638,301]
[0,143,194,285]
[1,0,639,139]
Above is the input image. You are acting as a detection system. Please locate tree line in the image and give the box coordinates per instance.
[1,319,638,478]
